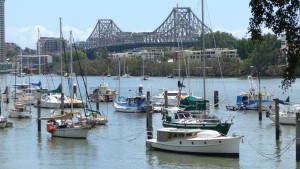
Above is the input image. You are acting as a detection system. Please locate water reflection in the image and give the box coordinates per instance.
[146,150,240,169]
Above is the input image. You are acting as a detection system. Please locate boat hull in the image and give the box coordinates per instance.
[7,110,31,118]
[52,127,91,139]
[269,115,295,125]
[0,121,7,128]
[236,100,274,111]
[0,116,7,128]
[162,121,232,135]
[113,101,144,113]
[146,137,241,157]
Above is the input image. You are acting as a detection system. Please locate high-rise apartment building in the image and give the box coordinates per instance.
[38,37,67,54]
[0,0,5,62]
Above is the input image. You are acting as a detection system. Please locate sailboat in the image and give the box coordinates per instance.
[40,26,94,138]
[107,64,111,77]
[7,54,32,118]
[141,57,149,80]
[122,57,130,78]
[161,3,233,135]
[0,88,7,128]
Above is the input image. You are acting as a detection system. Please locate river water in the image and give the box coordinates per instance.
[0,74,299,169]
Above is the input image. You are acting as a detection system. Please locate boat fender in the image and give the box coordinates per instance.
[105,95,109,102]
[47,122,56,134]
[92,122,97,128]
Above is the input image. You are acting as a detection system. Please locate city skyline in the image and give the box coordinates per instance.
[5,0,272,49]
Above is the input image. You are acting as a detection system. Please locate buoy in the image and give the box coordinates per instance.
[47,122,56,134]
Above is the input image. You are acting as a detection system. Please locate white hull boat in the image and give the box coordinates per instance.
[77,112,108,125]
[0,116,7,128]
[7,109,31,118]
[113,101,142,113]
[7,102,32,118]
[268,104,300,125]
[146,128,242,157]
[50,125,91,139]
[36,93,84,109]
[89,83,117,102]
[152,89,189,107]
[42,112,94,139]
[269,113,295,125]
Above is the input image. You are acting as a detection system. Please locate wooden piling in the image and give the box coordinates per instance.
[146,91,153,139]
[5,86,9,103]
[37,96,41,132]
[96,91,99,112]
[164,90,168,108]
[60,93,64,115]
[214,91,219,107]
[258,92,262,121]
[274,98,280,140]
[296,113,300,161]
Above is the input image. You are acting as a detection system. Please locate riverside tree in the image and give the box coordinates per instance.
[248,0,300,90]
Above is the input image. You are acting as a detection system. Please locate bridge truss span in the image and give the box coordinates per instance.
[85,7,212,52]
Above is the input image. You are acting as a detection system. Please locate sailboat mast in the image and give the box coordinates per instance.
[69,31,74,111]
[60,17,63,92]
[142,57,144,78]
[123,57,126,75]
[38,28,41,75]
[59,18,65,115]
[177,37,181,80]
[14,54,16,104]
[118,58,121,100]
[202,0,206,100]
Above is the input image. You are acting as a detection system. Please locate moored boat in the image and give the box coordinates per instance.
[113,85,147,113]
[235,75,274,111]
[113,96,147,113]
[162,106,232,135]
[0,116,7,128]
[268,103,300,125]
[146,128,242,157]
[89,82,117,102]
[41,112,94,139]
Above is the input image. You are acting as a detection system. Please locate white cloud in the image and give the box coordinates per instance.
[6,25,93,49]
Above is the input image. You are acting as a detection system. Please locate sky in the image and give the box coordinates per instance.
[4,0,269,49]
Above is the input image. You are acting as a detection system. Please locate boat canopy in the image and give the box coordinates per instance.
[40,112,79,120]
[38,84,62,93]
[179,96,208,111]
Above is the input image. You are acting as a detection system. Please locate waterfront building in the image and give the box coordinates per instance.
[173,48,240,62]
[17,54,52,74]
[38,37,67,54]
[111,49,164,59]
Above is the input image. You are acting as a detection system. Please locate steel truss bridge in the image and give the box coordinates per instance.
[85,7,212,53]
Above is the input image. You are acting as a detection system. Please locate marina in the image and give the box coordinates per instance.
[0,74,299,168]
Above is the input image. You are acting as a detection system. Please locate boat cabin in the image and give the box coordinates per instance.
[157,128,199,142]
[125,96,146,106]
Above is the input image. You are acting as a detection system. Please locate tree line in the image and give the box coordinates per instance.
[8,31,296,78]
[67,31,290,78]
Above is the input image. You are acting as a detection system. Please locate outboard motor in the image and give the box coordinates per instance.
[138,85,143,96]
[266,111,270,118]
[73,84,77,99]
